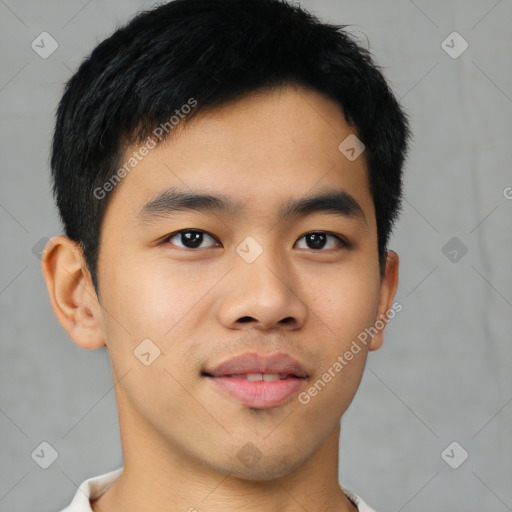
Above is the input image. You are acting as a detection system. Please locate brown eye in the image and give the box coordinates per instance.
[165,230,220,249]
[295,232,348,251]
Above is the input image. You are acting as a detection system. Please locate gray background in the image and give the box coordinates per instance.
[1,0,511,511]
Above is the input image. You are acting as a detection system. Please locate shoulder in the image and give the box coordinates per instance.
[341,485,379,512]
[58,467,123,512]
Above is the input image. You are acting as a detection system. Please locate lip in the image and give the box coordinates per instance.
[204,352,309,378]
[202,352,309,409]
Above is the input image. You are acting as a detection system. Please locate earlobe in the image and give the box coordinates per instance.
[369,250,399,351]
[41,235,106,350]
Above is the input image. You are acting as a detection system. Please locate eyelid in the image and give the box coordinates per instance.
[163,229,220,249]
[163,229,349,251]
[295,231,350,250]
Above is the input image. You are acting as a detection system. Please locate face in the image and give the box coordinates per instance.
[84,85,397,480]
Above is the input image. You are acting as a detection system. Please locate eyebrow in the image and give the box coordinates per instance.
[135,186,366,225]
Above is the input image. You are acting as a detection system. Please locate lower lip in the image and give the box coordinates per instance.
[207,376,306,408]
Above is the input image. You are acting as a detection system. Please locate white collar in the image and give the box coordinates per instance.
[61,467,377,512]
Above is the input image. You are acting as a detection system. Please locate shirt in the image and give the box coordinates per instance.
[59,467,377,512]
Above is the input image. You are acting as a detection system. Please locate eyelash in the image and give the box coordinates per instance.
[163,229,349,251]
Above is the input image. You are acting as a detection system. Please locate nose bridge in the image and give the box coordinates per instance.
[216,236,307,331]
[237,237,291,301]
[242,244,288,295]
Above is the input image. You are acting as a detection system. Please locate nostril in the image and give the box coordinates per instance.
[238,316,253,323]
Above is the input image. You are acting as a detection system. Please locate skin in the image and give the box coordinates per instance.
[42,84,399,512]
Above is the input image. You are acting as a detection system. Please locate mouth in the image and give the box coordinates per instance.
[202,352,309,409]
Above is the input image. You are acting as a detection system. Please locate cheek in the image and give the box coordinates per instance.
[298,262,380,408]
[296,352,367,430]
[97,257,220,395]
[99,257,207,340]
[97,262,205,429]
[307,262,381,342]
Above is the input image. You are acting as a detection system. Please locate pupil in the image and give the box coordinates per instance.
[307,233,326,249]
[183,231,203,248]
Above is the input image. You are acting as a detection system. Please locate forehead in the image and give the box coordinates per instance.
[104,84,374,228]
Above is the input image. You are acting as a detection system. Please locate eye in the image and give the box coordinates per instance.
[163,230,348,251]
[164,229,221,250]
[295,232,348,251]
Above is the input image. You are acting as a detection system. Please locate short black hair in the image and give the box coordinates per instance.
[50,0,411,296]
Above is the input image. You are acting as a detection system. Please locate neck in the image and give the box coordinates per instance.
[92,390,357,512]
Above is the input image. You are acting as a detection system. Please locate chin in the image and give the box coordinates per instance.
[206,450,308,482]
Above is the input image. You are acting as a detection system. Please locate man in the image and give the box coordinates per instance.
[42,0,410,510]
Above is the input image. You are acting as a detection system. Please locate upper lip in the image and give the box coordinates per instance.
[203,352,309,378]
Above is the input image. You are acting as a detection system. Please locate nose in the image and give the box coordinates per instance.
[215,246,308,332]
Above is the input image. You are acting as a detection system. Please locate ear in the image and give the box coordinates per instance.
[369,250,399,351]
[41,235,105,350]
